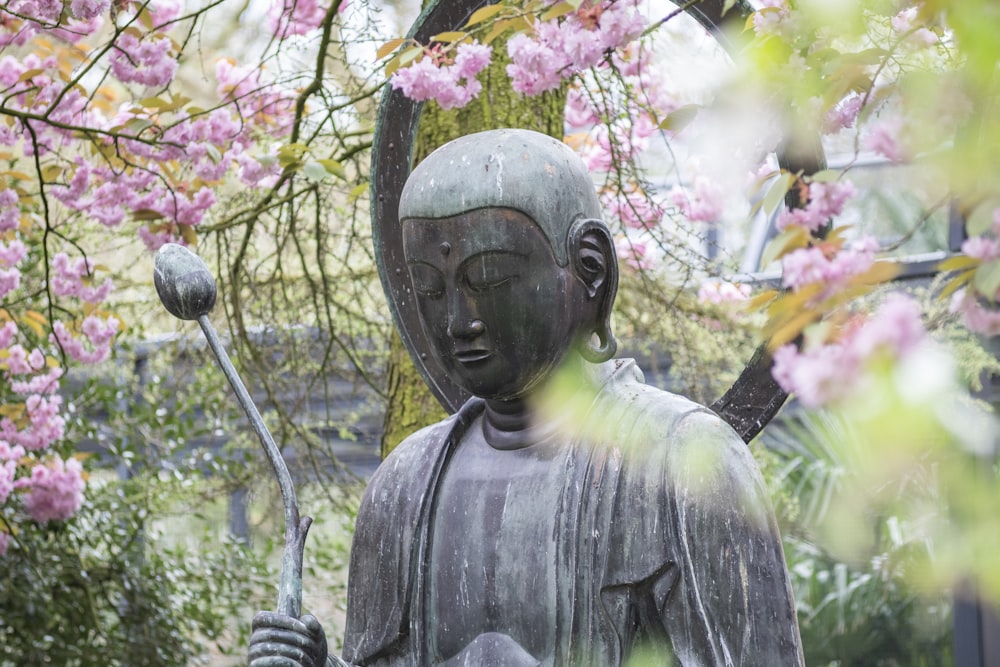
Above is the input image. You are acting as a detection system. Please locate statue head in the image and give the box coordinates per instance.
[399,129,619,401]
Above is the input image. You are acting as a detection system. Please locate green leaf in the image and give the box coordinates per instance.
[431,31,467,43]
[761,224,809,267]
[540,1,575,22]
[302,160,329,182]
[348,183,369,201]
[317,159,346,179]
[808,169,842,183]
[938,254,980,273]
[658,104,700,133]
[940,268,976,300]
[465,4,504,27]
[376,38,406,60]
[132,209,164,221]
[763,171,795,216]
[125,118,154,135]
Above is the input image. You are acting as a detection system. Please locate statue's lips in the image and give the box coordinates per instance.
[454,349,492,364]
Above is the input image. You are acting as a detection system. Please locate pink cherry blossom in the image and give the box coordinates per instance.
[1,394,65,451]
[69,0,109,21]
[950,289,1000,337]
[961,236,1000,262]
[781,235,878,295]
[772,341,851,408]
[0,322,15,349]
[752,0,791,35]
[615,237,653,271]
[864,115,907,162]
[268,0,329,37]
[698,280,751,305]
[109,32,178,88]
[776,180,856,232]
[0,189,19,231]
[391,43,493,110]
[773,293,926,407]
[15,456,85,523]
[601,189,664,230]
[0,459,16,504]
[51,316,120,365]
[51,252,113,303]
[668,176,725,223]
[823,93,863,134]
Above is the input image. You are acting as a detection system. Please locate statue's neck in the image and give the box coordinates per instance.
[481,398,536,450]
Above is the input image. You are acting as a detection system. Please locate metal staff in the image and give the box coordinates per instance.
[153,243,311,617]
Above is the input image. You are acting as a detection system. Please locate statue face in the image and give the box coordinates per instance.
[403,208,584,400]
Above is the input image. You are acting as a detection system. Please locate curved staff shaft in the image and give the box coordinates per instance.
[197,314,311,617]
[153,243,310,617]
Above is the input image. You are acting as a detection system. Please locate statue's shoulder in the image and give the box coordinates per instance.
[596,358,747,462]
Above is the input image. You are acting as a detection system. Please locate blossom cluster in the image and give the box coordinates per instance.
[0,0,301,554]
[776,180,856,232]
[772,293,926,407]
[390,42,493,110]
[506,0,646,95]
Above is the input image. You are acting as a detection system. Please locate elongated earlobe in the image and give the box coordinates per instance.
[568,218,618,363]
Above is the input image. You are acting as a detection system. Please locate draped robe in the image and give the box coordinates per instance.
[342,359,804,666]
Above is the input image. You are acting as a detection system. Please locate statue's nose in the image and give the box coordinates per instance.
[448,318,485,339]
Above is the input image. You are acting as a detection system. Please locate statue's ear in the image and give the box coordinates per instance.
[568,218,618,363]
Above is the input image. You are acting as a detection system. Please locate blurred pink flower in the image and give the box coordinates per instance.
[776,180,856,232]
[773,293,926,407]
[698,280,751,305]
[268,0,328,37]
[668,176,724,223]
[0,459,16,504]
[864,116,907,162]
[15,457,85,523]
[950,289,1000,337]
[961,236,1000,262]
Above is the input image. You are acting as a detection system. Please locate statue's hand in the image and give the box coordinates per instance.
[249,611,329,667]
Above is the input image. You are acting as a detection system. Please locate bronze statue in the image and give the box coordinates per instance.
[249,129,805,666]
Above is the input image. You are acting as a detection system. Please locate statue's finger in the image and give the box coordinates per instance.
[252,610,310,635]
[250,628,317,651]
[248,640,310,666]
[301,614,326,640]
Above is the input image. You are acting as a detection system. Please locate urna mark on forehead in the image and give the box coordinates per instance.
[398,129,602,267]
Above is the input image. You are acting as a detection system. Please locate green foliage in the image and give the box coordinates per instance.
[761,412,953,667]
[0,480,272,667]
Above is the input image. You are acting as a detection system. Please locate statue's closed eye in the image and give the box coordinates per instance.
[464,255,519,291]
[409,264,445,297]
